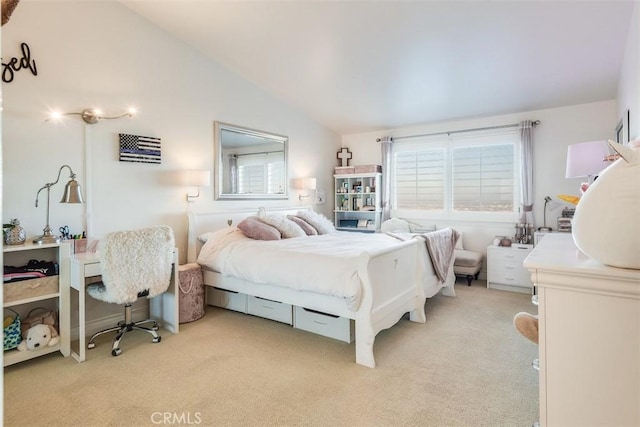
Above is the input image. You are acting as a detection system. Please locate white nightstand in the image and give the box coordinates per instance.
[534,230,560,246]
[486,244,533,294]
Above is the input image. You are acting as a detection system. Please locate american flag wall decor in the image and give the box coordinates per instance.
[119,133,162,164]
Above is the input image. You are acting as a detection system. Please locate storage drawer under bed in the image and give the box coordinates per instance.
[206,287,247,313]
[247,295,293,325]
[294,306,354,343]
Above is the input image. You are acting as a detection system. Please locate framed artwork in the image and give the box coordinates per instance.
[615,109,630,145]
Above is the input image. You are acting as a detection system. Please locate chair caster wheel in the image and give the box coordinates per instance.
[153,336,161,343]
[152,325,159,331]
[87,342,96,349]
[112,348,122,356]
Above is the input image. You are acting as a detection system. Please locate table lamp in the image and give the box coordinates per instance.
[565,140,610,184]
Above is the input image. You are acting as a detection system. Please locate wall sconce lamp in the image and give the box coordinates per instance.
[47,107,136,125]
[185,170,211,202]
[565,140,611,184]
[33,165,85,244]
[293,177,316,201]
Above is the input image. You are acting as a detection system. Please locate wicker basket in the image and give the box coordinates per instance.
[4,276,58,303]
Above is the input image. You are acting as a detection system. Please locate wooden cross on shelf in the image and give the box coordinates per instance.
[337,147,352,167]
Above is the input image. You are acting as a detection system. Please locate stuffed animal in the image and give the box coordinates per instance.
[17,324,59,351]
[572,139,640,269]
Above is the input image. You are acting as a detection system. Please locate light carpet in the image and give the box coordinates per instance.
[4,280,539,427]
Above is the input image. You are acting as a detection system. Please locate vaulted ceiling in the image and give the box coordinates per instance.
[121,1,635,135]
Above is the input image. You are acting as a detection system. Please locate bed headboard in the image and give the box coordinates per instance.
[187,206,310,262]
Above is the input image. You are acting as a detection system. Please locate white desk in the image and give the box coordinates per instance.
[69,250,179,362]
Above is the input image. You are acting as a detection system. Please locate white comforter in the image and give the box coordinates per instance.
[197,228,409,311]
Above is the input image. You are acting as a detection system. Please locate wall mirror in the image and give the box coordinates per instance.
[214,121,288,200]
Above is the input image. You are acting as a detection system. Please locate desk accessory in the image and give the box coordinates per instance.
[4,218,26,245]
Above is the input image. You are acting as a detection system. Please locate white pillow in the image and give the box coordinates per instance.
[455,230,464,249]
[381,218,410,233]
[198,226,238,243]
[295,210,336,234]
[259,215,306,238]
[572,141,640,269]
[408,222,436,233]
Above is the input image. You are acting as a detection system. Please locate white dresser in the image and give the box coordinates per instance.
[487,244,533,293]
[524,234,640,426]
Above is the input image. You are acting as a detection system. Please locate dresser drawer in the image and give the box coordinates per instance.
[247,295,292,325]
[294,306,354,343]
[207,287,247,313]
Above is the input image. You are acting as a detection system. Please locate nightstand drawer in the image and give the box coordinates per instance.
[247,295,292,325]
[489,260,525,277]
[294,306,354,343]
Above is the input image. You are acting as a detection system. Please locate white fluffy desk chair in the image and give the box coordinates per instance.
[87,225,175,356]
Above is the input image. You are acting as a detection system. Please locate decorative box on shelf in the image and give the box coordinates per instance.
[334,166,355,175]
[354,164,382,173]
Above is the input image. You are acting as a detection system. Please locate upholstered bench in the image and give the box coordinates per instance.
[454,249,483,286]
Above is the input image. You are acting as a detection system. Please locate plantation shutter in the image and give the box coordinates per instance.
[452,144,514,212]
[237,151,285,194]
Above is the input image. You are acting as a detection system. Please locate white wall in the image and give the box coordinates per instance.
[342,100,617,257]
[2,1,339,263]
[618,1,639,140]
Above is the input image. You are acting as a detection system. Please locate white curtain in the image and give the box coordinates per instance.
[519,121,534,224]
[229,154,238,194]
[380,136,393,221]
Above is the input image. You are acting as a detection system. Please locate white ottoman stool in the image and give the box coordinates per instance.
[453,249,483,286]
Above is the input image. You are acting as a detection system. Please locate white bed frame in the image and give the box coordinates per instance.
[187,207,450,368]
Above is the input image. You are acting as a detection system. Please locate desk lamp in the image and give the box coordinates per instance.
[33,165,85,244]
[539,196,554,232]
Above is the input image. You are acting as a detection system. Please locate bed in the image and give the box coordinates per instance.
[187,207,456,368]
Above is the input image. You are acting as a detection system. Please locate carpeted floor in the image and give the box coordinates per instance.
[4,280,539,427]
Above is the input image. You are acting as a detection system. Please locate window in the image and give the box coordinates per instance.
[392,129,519,222]
[237,152,285,194]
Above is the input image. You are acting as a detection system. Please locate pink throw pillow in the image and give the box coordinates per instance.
[237,216,281,240]
[287,215,318,235]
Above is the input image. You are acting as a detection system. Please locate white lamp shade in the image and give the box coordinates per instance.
[293,177,316,190]
[565,141,610,178]
[186,170,211,187]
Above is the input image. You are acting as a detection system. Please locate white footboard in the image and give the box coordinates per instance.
[354,239,424,368]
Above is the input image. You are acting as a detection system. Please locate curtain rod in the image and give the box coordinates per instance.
[376,120,540,142]
[230,150,284,158]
